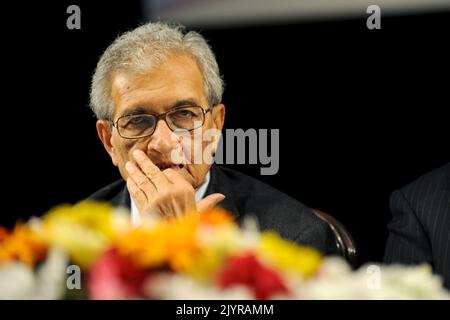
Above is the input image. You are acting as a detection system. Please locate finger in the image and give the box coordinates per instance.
[196,193,226,213]
[126,177,148,205]
[125,161,157,195]
[162,168,188,185]
[132,150,169,190]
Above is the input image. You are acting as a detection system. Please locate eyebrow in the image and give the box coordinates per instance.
[120,99,202,118]
[172,99,201,108]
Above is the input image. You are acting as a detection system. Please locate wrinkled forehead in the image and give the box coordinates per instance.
[110,54,208,118]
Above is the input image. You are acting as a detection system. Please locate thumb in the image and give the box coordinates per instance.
[196,193,226,212]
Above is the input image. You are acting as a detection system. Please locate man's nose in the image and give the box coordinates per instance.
[146,119,179,156]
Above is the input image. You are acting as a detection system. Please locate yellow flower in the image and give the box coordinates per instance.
[36,201,126,268]
[183,224,241,281]
[0,224,47,267]
[258,232,322,278]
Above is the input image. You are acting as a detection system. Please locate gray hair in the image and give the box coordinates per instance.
[90,22,224,120]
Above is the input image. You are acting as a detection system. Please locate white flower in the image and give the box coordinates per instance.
[358,264,450,300]
[0,248,68,299]
[292,258,450,300]
[0,262,35,299]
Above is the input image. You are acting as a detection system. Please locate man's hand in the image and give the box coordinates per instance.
[125,149,225,219]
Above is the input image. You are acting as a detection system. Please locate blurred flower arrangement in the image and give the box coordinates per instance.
[0,201,449,300]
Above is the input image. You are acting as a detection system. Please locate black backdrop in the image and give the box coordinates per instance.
[2,1,449,266]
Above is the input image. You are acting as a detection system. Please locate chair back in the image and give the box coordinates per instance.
[312,209,358,268]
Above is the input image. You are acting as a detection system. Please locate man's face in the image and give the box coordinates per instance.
[96,53,225,189]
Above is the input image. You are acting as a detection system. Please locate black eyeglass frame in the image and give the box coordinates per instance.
[110,105,216,139]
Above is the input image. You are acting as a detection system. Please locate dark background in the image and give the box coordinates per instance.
[2,1,449,266]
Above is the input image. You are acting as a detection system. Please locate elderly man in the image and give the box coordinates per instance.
[88,22,335,254]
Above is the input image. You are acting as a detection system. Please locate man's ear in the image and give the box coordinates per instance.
[212,103,225,131]
[96,120,119,167]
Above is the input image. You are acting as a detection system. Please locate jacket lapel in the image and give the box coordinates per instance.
[205,165,241,220]
[111,183,131,208]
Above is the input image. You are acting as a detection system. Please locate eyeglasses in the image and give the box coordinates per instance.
[111,105,215,139]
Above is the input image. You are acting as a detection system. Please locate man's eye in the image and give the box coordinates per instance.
[130,117,151,125]
[173,110,195,118]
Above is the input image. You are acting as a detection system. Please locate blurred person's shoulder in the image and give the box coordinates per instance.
[399,162,450,200]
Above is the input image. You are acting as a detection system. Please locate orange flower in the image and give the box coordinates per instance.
[0,227,9,241]
[116,209,234,272]
[0,224,47,267]
[197,207,234,227]
[117,217,198,272]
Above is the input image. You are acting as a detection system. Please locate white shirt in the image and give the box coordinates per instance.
[130,171,211,225]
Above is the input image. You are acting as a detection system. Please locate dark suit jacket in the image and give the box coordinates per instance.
[384,162,450,289]
[88,165,336,255]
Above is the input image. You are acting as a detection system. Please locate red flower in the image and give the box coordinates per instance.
[87,248,150,299]
[216,253,289,299]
